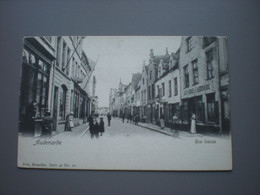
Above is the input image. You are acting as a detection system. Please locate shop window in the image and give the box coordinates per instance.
[192,59,199,84]
[74,92,79,118]
[186,37,192,52]
[182,100,189,122]
[206,50,214,79]
[191,97,204,123]
[207,93,218,123]
[79,96,85,119]
[174,77,178,96]
[184,65,189,88]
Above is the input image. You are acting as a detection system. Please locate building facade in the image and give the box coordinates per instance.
[19,37,56,135]
[109,36,229,134]
[19,36,97,136]
[155,51,180,126]
[179,36,229,133]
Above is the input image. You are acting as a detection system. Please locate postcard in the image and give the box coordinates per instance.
[17,36,232,171]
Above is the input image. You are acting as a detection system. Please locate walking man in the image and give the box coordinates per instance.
[107,112,112,126]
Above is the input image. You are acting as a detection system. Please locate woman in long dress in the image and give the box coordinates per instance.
[160,113,165,129]
[190,113,196,134]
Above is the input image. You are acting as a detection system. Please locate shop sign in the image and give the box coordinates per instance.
[184,84,210,95]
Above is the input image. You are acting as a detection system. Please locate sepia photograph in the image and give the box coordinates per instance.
[17,36,232,171]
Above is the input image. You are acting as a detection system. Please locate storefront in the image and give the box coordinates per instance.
[72,81,88,125]
[19,39,55,135]
[180,93,220,131]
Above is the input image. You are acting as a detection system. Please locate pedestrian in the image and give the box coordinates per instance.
[88,111,95,139]
[190,113,196,134]
[65,112,74,131]
[134,114,138,125]
[171,113,178,131]
[107,112,112,126]
[122,113,125,123]
[160,113,165,129]
[129,113,132,123]
[127,113,130,123]
[42,111,53,137]
[92,117,99,139]
[99,117,105,136]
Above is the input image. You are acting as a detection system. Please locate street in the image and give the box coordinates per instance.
[18,117,231,171]
[54,117,171,139]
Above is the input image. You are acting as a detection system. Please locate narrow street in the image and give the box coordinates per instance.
[54,117,170,139]
[47,116,230,170]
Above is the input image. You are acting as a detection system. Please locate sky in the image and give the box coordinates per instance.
[82,36,182,107]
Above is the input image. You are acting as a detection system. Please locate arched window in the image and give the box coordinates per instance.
[59,85,68,120]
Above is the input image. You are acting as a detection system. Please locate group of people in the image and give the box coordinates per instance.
[121,113,139,125]
[87,111,105,139]
[159,113,178,131]
[87,111,113,139]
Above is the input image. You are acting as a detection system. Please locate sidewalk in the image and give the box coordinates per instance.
[137,121,205,138]
[52,123,89,137]
[114,117,205,138]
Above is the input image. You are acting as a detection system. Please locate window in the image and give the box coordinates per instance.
[74,91,79,118]
[186,37,192,52]
[192,59,199,84]
[174,77,178,96]
[162,83,165,96]
[62,41,66,68]
[168,80,172,97]
[66,48,71,75]
[56,37,62,67]
[157,85,160,97]
[184,65,189,88]
[22,50,50,118]
[206,50,214,79]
